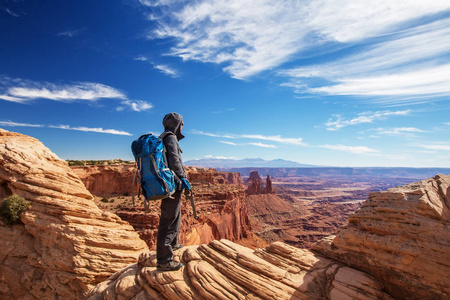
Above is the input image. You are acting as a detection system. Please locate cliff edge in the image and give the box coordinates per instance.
[87,173,450,299]
[0,129,148,300]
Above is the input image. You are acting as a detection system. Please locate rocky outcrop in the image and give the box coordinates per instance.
[246,193,360,248]
[187,167,243,186]
[116,185,266,250]
[314,174,450,300]
[246,171,274,195]
[87,239,394,300]
[71,164,138,197]
[0,129,148,300]
[89,174,450,299]
[72,165,243,197]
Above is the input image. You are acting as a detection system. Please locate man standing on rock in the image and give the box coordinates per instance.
[157,112,191,271]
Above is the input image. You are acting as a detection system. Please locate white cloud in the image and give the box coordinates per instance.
[376,127,425,136]
[0,77,153,112]
[0,121,44,128]
[154,64,180,78]
[191,130,305,145]
[320,144,379,154]
[219,141,237,146]
[311,64,450,98]
[249,142,277,148]
[134,56,149,61]
[1,80,125,103]
[118,100,154,112]
[5,8,20,17]
[49,125,132,136]
[326,110,410,131]
[417,144,450,151]
[57,28,84,37]
[145,0,450,80]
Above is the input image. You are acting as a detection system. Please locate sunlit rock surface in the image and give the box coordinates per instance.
[0,129,148,300]
[88,239,393,300]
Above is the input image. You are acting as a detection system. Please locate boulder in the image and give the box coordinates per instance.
[0,129,148,300]
[314,174,450,299]
[87,239,394,300]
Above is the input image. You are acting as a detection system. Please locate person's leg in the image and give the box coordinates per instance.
[156,191,181,265]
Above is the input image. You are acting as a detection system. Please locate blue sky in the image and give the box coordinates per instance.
[1,0,450,167]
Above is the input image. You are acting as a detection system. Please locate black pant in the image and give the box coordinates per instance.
[156,190,181,264]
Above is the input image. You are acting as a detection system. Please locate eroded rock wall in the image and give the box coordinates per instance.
[314,174,450,300]
[0,129,148,300]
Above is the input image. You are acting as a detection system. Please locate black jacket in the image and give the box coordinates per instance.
[162,113,187,185]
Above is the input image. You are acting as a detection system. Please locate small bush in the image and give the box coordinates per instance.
[109,199,115,203]
[101,198,109,203]
[0,195,31,225]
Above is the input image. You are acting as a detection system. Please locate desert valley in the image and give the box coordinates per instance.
[1,129,449,300]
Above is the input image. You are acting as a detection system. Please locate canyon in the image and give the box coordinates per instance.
[1,128,449,299]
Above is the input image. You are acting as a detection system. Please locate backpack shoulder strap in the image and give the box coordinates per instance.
[159,131,174,141]
[159,131,175,169]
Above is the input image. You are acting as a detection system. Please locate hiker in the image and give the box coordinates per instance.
[157,112,191,271]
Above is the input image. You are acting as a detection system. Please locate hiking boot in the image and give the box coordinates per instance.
[157,261,183,271]
[173,243,183,250]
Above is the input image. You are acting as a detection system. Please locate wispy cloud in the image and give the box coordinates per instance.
[0,79,125,103]
[325,110,410,131]
[375,127,425,136]
[154,64,180,78]
[249,142,277,148]
[320,144,379,154]
[417,144,450,151]
[219,141,237,146]
[145,1,450,83]
[0,77,153,112]
[117,100,153,112]
[48,125,132,136]
[57,28,85,37]
[191,129,304,145]
[0,119,132,136]
[3,8,20,17]
[0,121,44,128]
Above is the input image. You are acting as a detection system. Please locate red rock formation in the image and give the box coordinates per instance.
[314,174,450,300]
[246,172,275,195]
[71,165,243,197]
[245,170,262,184]
[0,129,147,300]
[88,175,450,300]
[71,164,138,196]
[265,174,274,194]
[117,184,266,250]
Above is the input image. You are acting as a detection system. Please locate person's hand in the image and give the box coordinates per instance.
[181,178,191,191]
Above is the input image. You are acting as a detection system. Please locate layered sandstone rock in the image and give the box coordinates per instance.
[89,174,450,299]
[87,239,394,300]
[314,174,450,300]
[0,129,148,300]
[71,164,138,197]
[116,185,266,250]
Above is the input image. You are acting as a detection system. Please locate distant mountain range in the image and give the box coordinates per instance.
[184,158,318,168]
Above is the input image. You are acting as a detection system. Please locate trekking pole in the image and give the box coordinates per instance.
[189,190,198,219]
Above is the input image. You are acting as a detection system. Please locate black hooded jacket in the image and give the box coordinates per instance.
[162,112,187,184]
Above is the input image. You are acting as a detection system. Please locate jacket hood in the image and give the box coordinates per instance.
[163,112,185,141]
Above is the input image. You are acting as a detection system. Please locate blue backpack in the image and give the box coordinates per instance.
[131,132,176,211]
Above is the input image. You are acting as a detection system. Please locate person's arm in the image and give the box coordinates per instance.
[164,134,187,179]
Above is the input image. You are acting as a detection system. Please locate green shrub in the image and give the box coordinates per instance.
[101,198,109,203]
[109,199,115,203]
[0,195,31,225]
